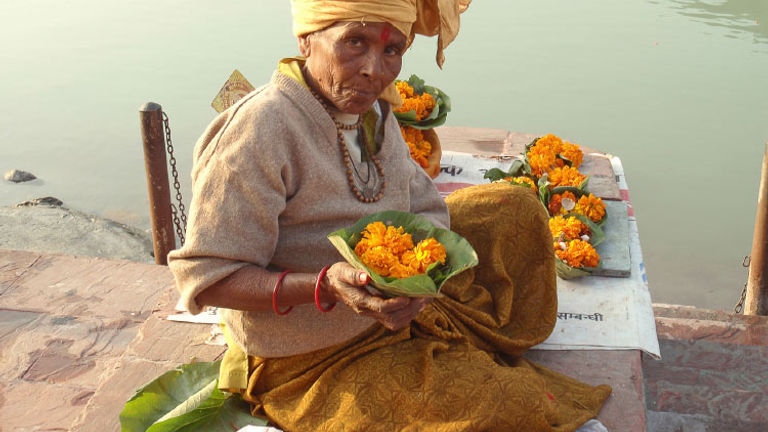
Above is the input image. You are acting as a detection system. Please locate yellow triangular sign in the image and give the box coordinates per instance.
[211,70,256,113]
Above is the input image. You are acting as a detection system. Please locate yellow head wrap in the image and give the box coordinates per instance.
[291,0,471,68]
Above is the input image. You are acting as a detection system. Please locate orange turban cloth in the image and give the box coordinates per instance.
[291,0,471,68]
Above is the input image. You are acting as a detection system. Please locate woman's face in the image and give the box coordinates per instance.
[299,21,407,114]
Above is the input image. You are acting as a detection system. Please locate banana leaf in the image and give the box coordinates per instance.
[482,160,527,182]
[393,74,451,130]
[120,361,264,432]
[555,257,597,279]
[328,210,478,297]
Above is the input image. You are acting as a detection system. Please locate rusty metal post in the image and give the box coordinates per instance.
[745,141,768,315]
[139,102,175,265]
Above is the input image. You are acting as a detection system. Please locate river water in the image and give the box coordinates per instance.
[1,0,766,309]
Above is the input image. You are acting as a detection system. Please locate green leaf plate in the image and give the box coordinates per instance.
[328,210,478,297]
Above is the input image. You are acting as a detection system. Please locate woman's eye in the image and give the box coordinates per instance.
[347,38,362,47]
[385,46,402,56]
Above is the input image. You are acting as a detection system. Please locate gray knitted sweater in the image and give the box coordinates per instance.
[167,70,449,357]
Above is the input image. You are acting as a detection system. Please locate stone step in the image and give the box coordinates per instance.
[646,411,768,432]
[644,306,768,431]
[653,303,768,329]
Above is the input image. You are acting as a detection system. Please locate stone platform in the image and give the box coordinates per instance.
[0,249,647,431]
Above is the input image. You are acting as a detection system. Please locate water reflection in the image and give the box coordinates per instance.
[659,0,768,46]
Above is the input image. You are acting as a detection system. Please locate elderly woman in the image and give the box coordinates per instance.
[168,1,610,430]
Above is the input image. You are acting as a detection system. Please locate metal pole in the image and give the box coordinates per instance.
[745,141,768,315]
[139,102,176,265]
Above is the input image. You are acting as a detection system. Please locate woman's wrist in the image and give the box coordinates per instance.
[278,272,336,307]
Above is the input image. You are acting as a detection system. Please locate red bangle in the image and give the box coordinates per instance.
[272,270,293,316]
[314,265,336,312]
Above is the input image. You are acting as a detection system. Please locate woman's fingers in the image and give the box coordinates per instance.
[324,262,432,330]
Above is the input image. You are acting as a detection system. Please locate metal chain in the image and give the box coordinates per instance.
[734,255,750,314]
[162,112,187,246]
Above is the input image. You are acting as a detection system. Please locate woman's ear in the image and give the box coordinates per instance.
[298,34,311,57]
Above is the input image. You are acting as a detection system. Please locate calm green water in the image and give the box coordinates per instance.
[1,0,766,309]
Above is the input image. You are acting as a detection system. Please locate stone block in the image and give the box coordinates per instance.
[642,363,700,386]
[70,357,171,432]
[125,313,225,364]
[654,317,752,345]
[646,411,767,432]
[0,313,140,390]
[0,252,172,319]
[586,174,622,201]
[436,126,511,156]
[0,380,96,431]
[525,350,645,432]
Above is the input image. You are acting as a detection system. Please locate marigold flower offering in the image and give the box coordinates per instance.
[554,239,600,269]
[549,216,590,242]
[526,134,583,177]
[355,222,447,278]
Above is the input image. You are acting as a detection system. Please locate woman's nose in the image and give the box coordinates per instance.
[360,51,384,79]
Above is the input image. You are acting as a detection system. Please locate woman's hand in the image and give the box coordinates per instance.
[322,262,431,331]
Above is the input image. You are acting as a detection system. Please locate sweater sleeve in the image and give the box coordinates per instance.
[167,97,289,314]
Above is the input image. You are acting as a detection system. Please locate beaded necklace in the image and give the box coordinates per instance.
[309,88,385,203]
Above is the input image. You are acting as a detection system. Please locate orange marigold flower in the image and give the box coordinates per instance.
[560,141,583,168]
[548,194,563,216]
[394,81,436,121]
[549,216,589,241]
[534,134,564,154]
[527,143,558,177]
[574,193,606,223]
[547,166,587,188]
[413,238,447,272]
[359,246,400,277]
[395,80,414,98]
[554,239,600,268]
[400,126,432,168]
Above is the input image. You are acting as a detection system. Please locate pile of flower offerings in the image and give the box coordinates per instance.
[328,210,478,297]
[484,134,608,279]
[393,75,450,171]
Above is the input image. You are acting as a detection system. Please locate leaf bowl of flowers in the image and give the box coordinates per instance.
[328,210,478,297]
[393,74,451,130]
[394,75,450,178]
[549,213,605,279]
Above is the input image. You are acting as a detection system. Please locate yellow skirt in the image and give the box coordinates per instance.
[225,183,611,431]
